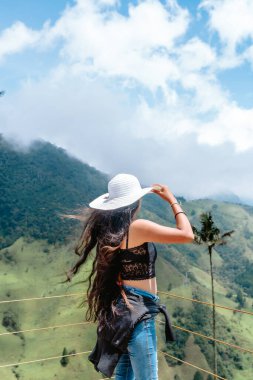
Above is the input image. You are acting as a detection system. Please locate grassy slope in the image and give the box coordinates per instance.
[170,335,212,380]
[1,233,253,380]
[0,237,97,380]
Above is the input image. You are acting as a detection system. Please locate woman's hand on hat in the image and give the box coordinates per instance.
[151,183,173,202]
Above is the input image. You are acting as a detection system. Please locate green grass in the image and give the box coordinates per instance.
[1,236,253,379]
[179,334,212,380]
[191,266,227,295]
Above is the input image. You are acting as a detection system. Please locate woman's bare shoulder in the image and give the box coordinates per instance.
[132,218,194,244]
[132,218,159,229]
[130,218,159,237]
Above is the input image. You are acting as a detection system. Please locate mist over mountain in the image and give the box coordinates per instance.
[202,191,242,205]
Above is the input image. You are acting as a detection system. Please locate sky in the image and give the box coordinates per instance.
[1,0,253,203]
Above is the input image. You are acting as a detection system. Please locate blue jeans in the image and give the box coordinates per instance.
[114,285,160,380]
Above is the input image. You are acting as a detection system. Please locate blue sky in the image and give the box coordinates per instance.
[1,0,252,107]
[0,0,74,29]
[1,0,253,202]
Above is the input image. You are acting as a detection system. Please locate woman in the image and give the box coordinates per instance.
[64,173,194,380]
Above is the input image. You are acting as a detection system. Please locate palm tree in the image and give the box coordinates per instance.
[192,211,234,378]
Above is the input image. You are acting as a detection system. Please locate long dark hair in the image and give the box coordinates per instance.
[62,199,141,330]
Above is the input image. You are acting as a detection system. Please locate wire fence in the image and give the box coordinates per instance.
[0,347,227,379]
[0,292,83,304]
[1,290,252,316]
[158,290,253,316]
[1,318,253,356]
[1,288,252,378]
[156,319,253,355]
[158,350,227,380]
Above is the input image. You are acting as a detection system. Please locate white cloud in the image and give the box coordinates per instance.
[199,0,253,55]
[197,103,253,152]
[96,0,119,6]
[180,72,229,113]
[42,0,189,92]
[0,70,131,161]
[0,21,47,63]
[1,0,253,201]
[2,68,253,201]
[42,0,234,116]
[243,44,253,67]
[176,37,216,71]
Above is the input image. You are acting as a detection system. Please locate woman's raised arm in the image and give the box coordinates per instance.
[134,183,194,244]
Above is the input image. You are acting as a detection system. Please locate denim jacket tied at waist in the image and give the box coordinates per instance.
[88,287,176,378]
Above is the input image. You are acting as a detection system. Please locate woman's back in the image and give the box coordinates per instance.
[117,220,158,295]
[117,216,194,295]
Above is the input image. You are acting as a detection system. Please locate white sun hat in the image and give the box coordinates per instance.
[89,173,152,210]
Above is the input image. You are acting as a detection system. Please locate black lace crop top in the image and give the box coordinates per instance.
[118,229,157,281]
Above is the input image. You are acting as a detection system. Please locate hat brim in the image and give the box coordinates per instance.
[89,187,152,210]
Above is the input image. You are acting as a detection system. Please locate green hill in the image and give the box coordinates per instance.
[0,133,108,248]
[1,135,253,379]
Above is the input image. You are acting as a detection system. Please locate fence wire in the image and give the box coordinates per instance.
[1,290,252,316]
[0,288,251,378]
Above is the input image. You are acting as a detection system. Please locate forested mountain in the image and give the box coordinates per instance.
[0,134,108,247]
[1,134,253,380]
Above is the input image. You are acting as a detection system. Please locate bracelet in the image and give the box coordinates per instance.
[174,211,186,217]
[170,202,179,206]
